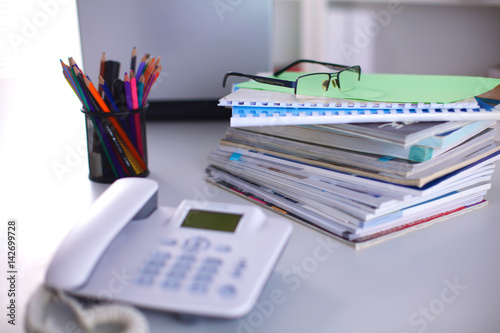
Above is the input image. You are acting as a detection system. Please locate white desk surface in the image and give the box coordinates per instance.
[1,3,500,331]
[2,84,500,332]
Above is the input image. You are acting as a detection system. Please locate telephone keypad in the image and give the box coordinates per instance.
[133,237,242,298]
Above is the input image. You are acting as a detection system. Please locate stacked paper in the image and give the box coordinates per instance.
[220,73,500,126]
[207,73,500,248]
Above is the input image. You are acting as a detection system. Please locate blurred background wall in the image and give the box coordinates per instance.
[273,0,500,76]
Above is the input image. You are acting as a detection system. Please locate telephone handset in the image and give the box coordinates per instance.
[45,178,292,318]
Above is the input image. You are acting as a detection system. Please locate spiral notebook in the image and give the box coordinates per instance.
[220,89,500,127]
[219,73,500,127]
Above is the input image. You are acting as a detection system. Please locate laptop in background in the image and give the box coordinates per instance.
[76,0,273,119]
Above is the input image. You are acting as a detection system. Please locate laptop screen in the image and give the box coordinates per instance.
[76,0,273,119]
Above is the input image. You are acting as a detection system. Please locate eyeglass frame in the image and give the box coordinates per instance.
[222,59,361,96]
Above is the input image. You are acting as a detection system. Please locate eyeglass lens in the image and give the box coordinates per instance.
[338,67,359,92]
[295,73,331,99]
[295,67,359,99]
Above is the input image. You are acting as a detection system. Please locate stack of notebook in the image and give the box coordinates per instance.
[206,73,500,248]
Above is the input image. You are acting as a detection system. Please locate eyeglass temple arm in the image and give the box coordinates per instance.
[222,72,296,89]
[273,59,351,76]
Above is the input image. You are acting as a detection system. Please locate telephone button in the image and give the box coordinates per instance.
[193,272,213,282]
[142,265,162,275]
[167,269,187,279]
[134,275,154,286]
[218,284,237,298]
[204,257,222,265]
[182,236,210,252]
[160,237,178,246]
[172,260,192,270]
[189,282,208,294]
[231,259,247,278]
[150,251,171,261]
[215,244,231,252]
[177,254,196,263]
[147,255,170,267]
[162,279,182,290]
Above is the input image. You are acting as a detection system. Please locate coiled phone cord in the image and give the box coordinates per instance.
[25,285,149,333]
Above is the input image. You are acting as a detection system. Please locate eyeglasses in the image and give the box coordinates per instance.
[222,59,361,99]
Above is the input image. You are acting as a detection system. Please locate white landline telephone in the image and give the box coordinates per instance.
[44,178,292,319]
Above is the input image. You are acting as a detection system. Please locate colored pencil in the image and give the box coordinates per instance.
[130,47,137,72]
[144,57,157,84]
[68,57,80,71]
[101,121,134,175]
[71,68,96,112]
[98,74,134,153]
[137,74,145,108]
[135,53,148,79]
[125,71,138,147]
[83,75,147,173]
[80,72,129,175]
[143,57,154,80]
[152,65,161,85]
[129,70,143,156]
[61,52,160,180]
[62,60,121,178]
[124,73,133,110]
[130,70,139,110]
[61,60,83,104]
[142,66,161,105]
[99,52,106,96]
[99,75,119,112]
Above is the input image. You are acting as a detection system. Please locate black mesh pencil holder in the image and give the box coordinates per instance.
[82,105,149,183]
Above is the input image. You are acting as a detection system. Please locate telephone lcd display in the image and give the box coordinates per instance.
[181,209,242,232]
